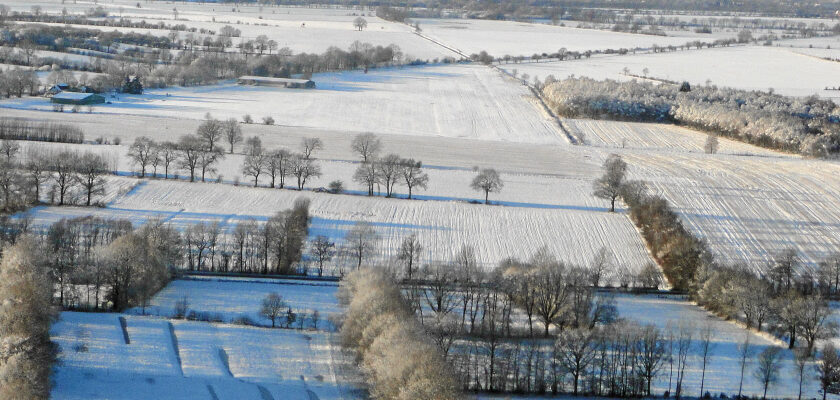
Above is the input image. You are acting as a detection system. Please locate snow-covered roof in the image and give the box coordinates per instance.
[238,76,313,84]
[52,92,98,100]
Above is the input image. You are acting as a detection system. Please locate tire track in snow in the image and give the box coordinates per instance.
[166,322,184,376]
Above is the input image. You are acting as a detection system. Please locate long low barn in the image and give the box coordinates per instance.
[50,92,106,105]
[237,76,316,89]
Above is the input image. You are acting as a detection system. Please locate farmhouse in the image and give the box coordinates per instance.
[50,92,106,105]
[237,76,316,89]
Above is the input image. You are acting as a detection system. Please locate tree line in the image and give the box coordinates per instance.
[0,117,84,143]
[543,77,840,157]
[0,141,117,212]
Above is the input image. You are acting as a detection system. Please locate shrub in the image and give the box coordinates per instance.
[262,116,274,125]
[328,180,344,194]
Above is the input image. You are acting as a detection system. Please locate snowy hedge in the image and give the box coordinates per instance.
[543,77,840,156]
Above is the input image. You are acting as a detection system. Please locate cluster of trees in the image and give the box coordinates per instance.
[696,248,840,353]
[0,68,39,98]
[0,117,84,143]
[338,268,459,399]
[0,215,179,312]
[543,77,840,156]
[240,136,324,190]
[350,134,430,199]
[0,238,57,399]
[181,198,311,276]
[0,142,116,211]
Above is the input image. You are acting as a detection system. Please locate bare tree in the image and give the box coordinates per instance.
[471,168,503,204]
[400,158,429,199]
[819,343,840,400]
[531,251,568,336]
[351,133,382,162]
[799,294,837,354]
[376,154,402,197]
[754,346,783,400]
[697,323,716,398]
[353,161,377,196]
[794,348,812,400]
[290,154,321,190]
[157,142,179,179]
[674,322,694,400]
[198,147,224,182]
[589,247,611,287]
[397,234,422,280]
[592,154,627,212]
[196,117,224,152]
[51,150,77,205]
[300,137,323,160]
[177,135,203,182]
[736,332,752,398]
[128,136,156,178]
[555,328,597,395]
[265,149,291,188]
[345,221,377,270]
[309,235,335,277]
[260,292,286,328]
[223,118,242,154]
[74,153,107,206]
[241,149,266,187]
[638,324,667,395]
[770,247,799,291]
[24,147,48,203]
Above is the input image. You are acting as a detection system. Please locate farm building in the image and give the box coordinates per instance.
[237,76,316,89]
[50,92,106,105]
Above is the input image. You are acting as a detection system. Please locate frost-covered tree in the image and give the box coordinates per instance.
[0,237,57,400]
[397,234,422,280]
[176,135,204,182]
[704,134,719,154]
[376,154,402,197]
[196,117,223,152]
[471,168,503,204]
[819,343,840,400]
[353,161,377,196]
[592,154,627,212]
[353,17,368,31]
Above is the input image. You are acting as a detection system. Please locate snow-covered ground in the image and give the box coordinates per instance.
[499,45,840,100]
[22,178,655,275]
[50,277,361,400]
[569,118,840,275]
[1,64,565,144]
[413,18,728,57]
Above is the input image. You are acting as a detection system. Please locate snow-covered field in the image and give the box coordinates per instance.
[414,18,724,56]
[1,64,564,144]
[50,277,359,400]
[568,118,840,274]
[23,178,655,274]
[500,45,840,100]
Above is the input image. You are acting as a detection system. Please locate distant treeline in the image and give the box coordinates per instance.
[0,118,85,144]
[543,77,840,156]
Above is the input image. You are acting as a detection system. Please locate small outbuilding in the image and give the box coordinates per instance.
[50,92,106,105]
[237,76,316,89]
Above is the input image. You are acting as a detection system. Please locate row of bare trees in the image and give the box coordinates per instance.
[0,141,113,211]
[0,117,84,143]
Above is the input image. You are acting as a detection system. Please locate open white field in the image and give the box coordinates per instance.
[500,45,840,100]
[414,18,722,57]
[569,119,840,275]
[23,178,654,275]
[142,278,342,328]
[50,276,359,400]
[3,0,454,61]
[0,64,565,144]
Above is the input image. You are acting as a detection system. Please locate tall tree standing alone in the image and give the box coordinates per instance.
[0,238,57,400]
[353,17,368,31]
[471,168,503,204]
[593,154,627,212]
